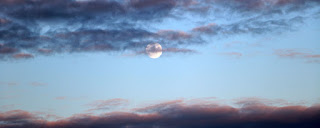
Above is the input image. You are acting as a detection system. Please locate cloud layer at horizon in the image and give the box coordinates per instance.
[1,98,319,128]
[1,0,319,60]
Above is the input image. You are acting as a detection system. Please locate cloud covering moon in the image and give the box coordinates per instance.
[146,43,162,59]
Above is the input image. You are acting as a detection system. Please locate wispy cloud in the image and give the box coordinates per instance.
[122,47,198,57]
[86,98,129,112]
[53,96,88,101]
[219,52,243,58]
[54,97,66,100]
[12,53,34,59]
[0,0,319,60]
[0,82,19,86]
[30,82,47,86]
[274,49,320,63]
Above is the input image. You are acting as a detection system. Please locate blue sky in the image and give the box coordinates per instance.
[0,0,320,128]
[1,19,319,117]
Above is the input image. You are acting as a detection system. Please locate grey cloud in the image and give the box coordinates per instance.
[192,16,305,36]
[0,98,319,128]
[87,98,129,111]
[0,0,319,60]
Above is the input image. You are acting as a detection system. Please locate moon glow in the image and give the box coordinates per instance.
[146,43,162,59]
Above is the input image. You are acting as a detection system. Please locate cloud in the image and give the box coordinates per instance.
[87,98,129,111]
[0,98,319,128]
[0,0,319,60]
[54,97,66,100]
[0,110,38,127]
[122,47,198,57]
[12,53,34,59]
[0,104,18,110]
[274,49,320,63]
[54,96,88,101]
[192,16,304,36]
[202,0,320,15]
[0,45,18,55]
[0,18,9,24]
[234,97,293,107]
[0,82,19,86]
[30,82,47,86]
[163,48,198,53]
[219,52,243,58]
[306,59,320,64]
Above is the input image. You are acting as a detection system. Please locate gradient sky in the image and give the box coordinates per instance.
[0,0,320,127]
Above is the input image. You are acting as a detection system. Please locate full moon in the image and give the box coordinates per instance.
[146,43,162,59]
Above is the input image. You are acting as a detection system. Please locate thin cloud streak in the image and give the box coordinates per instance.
[30,82,47,86]
[87,98,129,111]
[122,47,198,57]
[219,52,243,58]
[274,49,320,63]
[0,82,19,86]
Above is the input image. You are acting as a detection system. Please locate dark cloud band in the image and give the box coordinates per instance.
[0,0,319,60]
[1,98,319,128]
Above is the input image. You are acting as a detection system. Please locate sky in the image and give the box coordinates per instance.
[0,0,320,128]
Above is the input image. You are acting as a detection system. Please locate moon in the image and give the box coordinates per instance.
[146,43,162,59]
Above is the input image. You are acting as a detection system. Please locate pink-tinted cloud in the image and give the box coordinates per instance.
[305,54,320,58]
[192,23,217,34]
[54,97,66,100]
[274,49,309,58]
[274,49,320,63]
[134,99,184,113]
[37,48,52,54]
[156,30,192,40]
[0,18,9,24]
[12,53,34,59]
[234,97,292,107]
[1,98,319,128]
[0,46,17,54]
